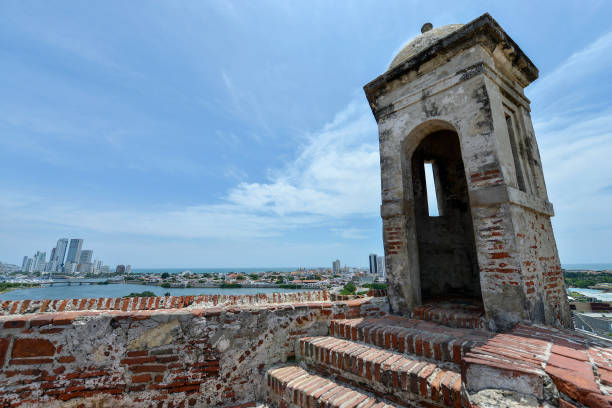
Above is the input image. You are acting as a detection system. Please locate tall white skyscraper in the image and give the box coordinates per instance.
[53,238,69,268]
[369,254,377,275]
[376,256,385,279]
[32,251,46,272]
[45,260,58,272]
[79,250,93,264]
[66,239,83,264]
[332,259,341,274]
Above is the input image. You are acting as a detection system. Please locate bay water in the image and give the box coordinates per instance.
[0,283,313,301]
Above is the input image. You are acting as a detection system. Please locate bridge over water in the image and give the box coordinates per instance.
[41,280,123,286]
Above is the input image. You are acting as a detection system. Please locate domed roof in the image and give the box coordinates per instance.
[388,24,464,71]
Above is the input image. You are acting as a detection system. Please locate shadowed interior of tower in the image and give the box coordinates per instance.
[411,130,482,302]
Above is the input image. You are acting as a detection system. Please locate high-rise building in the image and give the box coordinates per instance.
[49,247,56,262]
[116,265,126,274]
[65,239,83,264]
[332,259,341,274]
[53,238,69,269]
[45,260,58,272]
[79,250,93,264]
[22,256,29,271]
[376,256,385,279]
[80,263,94,274]
[126,265,132,274]
[369,254,378,275]
[64,262,77,274]
[24,251,46,273]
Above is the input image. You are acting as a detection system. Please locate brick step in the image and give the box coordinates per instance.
[266,365,398,408]
[330,317,491,365]
[412,300,486,330]
[297,336,465,407]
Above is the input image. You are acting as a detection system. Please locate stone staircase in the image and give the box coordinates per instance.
[265,307,492,408]
[267,366,398,408]
[411,299,486,330]
[265,302,612,408]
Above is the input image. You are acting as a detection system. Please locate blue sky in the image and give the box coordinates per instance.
[1,1,611,268]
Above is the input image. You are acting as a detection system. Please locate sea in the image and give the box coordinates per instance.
[564,263,612,301]
[563,263,612,271]
[567,288,612,302]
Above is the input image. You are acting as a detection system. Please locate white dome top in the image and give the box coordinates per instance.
[388,24,464,71]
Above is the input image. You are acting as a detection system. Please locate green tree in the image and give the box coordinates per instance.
[124,291,156,298]
[339,282,357,295]
[161,272,170,279]
[362,283,387,290]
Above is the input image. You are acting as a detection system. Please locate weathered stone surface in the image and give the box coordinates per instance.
[127,319,181,351]
[0,295,388,407]
[363,12,572,330]
[470,389,545,408]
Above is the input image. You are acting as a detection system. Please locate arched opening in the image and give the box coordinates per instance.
[411,129,481,302]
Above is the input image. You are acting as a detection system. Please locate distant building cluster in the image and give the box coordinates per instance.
[20,238,130,275]
[331,254,386,283]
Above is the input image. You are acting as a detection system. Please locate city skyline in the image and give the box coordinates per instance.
[18,236,117,275]
[1,2,611,267]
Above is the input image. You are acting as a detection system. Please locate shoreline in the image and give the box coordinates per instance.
[568,287,612,302]
[0,284,41,295]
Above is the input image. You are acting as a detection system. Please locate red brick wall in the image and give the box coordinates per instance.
[0,295,387,407]
[0,291,333,316]
[474,203,572,329]
[512,206,571,327]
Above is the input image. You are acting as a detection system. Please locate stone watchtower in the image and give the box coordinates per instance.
[364,13,572,330]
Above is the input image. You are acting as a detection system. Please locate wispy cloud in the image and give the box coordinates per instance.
[529,30,612,262]
[331,228,369,240]
[220,70,270,141]
[1,97,379,240]
[529,30,612,119]
[225,99,380,217]
[4,10,611,266]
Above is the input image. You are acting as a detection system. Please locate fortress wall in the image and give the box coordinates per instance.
[0,291,333,316]
[0,295,388,407]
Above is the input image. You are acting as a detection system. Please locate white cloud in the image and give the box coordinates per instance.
[529,30,612,263]
[331,228,369,240]
[7,26,611,265]
[530,30,612,99]
[1,97,380,241]
[226,99,380,217]
[220,70,270,140]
